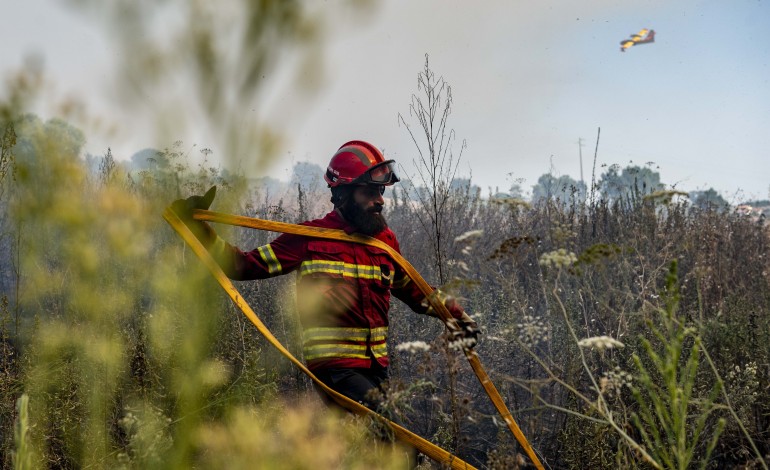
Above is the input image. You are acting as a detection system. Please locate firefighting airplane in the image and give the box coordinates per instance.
[620,28,655,52]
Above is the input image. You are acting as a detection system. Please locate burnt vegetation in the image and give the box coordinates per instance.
[0,119,768,468]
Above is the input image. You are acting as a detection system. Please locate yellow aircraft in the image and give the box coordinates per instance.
[620,28,655,52]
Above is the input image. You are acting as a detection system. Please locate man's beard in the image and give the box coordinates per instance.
[340,201,388,236]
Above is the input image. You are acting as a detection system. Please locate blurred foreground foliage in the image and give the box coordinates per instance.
[0,114,409,469]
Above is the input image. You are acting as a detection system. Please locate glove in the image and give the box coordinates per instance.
[170,186,217,246]
[447,312,481,350]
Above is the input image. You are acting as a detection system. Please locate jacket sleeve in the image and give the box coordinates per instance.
[208,232,306,281]
[388,237,465,321]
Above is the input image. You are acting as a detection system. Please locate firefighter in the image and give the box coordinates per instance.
[171,140,480,413]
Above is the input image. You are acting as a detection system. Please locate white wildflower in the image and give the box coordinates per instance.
[396,341,431,353]
[577,335,625,352]
[454,230,484,243]
[599,367,634,396]
[516,315,550,348]
[538,248,578,269]
[447,259,470,272]
[448,337,477,351]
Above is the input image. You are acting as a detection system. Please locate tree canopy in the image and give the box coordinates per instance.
[531,173,586,203]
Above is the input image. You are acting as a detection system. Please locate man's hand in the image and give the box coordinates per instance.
[447,312,481,350]
[170,186,217,245]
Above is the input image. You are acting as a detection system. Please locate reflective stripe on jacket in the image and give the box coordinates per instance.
[212,210,464,371]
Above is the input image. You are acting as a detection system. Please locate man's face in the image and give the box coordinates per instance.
[341,184,387,235]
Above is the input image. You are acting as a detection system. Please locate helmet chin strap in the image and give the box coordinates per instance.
[330,185,354,208]
[331,187,360,227]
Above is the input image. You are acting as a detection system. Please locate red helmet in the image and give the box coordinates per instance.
[324,140,400,188]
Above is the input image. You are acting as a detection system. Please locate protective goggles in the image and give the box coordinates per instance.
[353,161,400,186]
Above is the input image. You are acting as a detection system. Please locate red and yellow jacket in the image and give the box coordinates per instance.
[210,210,464,371]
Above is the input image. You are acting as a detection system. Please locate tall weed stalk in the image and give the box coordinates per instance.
[629,261,725,469]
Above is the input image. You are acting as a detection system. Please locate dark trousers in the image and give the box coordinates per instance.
[312,362,389,412]
[313,362,420,467]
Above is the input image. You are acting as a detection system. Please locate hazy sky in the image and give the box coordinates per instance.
[2,1,769,201]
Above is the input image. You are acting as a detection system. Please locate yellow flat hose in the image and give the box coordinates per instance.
[172,208,544,469]
[164,208,475,469]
